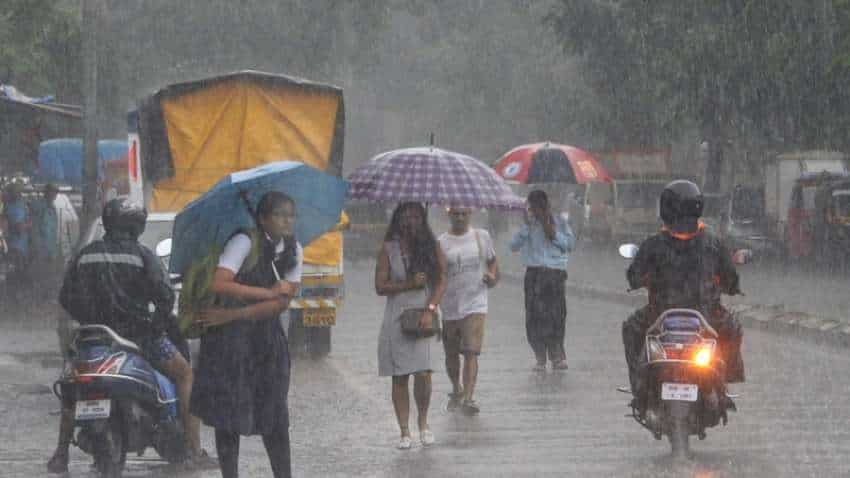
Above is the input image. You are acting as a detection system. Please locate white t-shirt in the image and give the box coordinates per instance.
[438,228,496,321]
[217,233,303,283]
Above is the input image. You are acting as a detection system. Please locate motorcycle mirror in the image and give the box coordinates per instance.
[618,243,639,259]
[732,249,753,265]
[155,238,172,258]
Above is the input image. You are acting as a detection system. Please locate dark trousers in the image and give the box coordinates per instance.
[523,267,568,364]
[215,425,291,478]
[622,305,745,397]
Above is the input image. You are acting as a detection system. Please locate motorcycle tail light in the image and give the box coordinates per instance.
[694,347,712,367]
[693,340,716,367]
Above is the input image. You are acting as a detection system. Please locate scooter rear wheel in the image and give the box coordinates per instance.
[667,401,691,459]
[93,413,126,477]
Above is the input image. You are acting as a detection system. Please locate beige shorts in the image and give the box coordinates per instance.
[442,313,485,355]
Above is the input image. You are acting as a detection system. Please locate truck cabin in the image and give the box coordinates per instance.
[787,172,849,258]
[828,188,850,225]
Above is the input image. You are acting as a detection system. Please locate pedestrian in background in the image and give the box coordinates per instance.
[439,207,498,415]
[30,183,62,297]
[375,202,447,449]
[53,188,79,263]
[510,190,575,372]
[2,183,32,293]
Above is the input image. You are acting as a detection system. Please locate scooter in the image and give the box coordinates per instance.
[628,308,734,457]
[54,325,186,477]
[617,243,747,458]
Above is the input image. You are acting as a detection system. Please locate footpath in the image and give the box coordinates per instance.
[491,235,850,349]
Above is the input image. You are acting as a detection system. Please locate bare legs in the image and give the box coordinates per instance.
[446,353,478,401]
[391,372,432,437]
[158,353,201,455]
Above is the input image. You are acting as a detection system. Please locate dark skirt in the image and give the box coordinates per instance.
[523,267,568,362]
[190,317,290,436]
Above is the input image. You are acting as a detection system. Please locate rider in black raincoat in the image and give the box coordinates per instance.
[48,198,203,474]
[622,180,745,409]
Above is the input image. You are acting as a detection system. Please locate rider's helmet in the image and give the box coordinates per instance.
[659,180,703,234]
[102,197,147,240]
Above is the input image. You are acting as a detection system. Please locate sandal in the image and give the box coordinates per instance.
[447,391,464,412]
[420,429,435,446]
[461,399,480,416]
[46,450,69,474]
[397,436,412,450]
[180,448,218,470]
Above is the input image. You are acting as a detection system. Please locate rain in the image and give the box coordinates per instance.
[1,1,850,477]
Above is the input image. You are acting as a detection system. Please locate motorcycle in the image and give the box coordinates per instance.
[54,325,186,477]
[618,243,747,458]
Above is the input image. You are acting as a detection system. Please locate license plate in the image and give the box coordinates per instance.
[75,399,111,420]
[661,382,698,402]
[303,308,335,327]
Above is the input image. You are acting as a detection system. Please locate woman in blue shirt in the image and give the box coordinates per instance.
[510,190,575,371]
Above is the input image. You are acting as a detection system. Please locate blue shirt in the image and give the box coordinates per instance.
[31,198,59,260]
[509,214,575,271]
[4,199,29,255]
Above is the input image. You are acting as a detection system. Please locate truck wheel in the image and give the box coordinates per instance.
[307,326,331,359]
[287,311,307,359]
[287,311,332,360]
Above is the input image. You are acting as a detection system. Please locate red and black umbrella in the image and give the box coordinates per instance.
[494,142,612,184]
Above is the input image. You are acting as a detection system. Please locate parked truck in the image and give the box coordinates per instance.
[763,150,849,259]
[127,70,347,358]
[583,150,672,242]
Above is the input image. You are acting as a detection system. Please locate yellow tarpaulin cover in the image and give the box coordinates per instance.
[152,78,344,265]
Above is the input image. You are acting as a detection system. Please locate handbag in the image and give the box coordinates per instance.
[399,308,441,338]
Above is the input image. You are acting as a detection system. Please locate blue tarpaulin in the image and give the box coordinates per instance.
[36,138,128,186]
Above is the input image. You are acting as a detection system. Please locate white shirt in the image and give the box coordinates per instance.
[218,233,303,283]
[53,193,78,261]
[438,228,496,321]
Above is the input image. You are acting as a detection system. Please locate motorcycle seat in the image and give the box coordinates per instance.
[75,325,142,355]
[110,336,142,355]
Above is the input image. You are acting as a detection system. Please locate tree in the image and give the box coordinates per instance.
[0,0,82,102]
[548,0,850,187]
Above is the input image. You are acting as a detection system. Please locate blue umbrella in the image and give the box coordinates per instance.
[169,160,349,275]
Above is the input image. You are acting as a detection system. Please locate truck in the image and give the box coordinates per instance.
[127,70,347,358]
[811,177,850,265]
[763,150,849,259]
[582,150,672,242]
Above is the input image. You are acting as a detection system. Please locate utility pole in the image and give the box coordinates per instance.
[80,0,100,242]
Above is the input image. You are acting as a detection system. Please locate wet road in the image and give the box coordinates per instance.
[3,260,850,477]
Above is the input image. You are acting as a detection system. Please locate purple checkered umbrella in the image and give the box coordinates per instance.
[347,147,524,210]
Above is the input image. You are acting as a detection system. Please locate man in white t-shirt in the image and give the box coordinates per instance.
[438,207,499,415]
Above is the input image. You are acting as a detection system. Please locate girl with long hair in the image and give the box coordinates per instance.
[375,202,447,449]
[509,189,575,372]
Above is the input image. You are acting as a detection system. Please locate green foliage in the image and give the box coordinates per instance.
[0,0,81,101]
[548,0,850,151]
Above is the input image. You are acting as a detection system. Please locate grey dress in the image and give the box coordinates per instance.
[378,240,434,377]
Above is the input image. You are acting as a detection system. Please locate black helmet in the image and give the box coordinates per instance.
[102,197,147,239]
[659,180,703,233]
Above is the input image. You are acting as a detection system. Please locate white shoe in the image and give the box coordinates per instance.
[420,429,435,446]
[397,436,412,450]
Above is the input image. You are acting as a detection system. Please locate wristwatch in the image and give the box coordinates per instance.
[427,303,437,312]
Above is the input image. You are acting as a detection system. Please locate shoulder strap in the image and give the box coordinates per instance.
[474,228,485,267]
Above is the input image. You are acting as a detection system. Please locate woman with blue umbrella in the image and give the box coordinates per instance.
[190,191,301,478]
